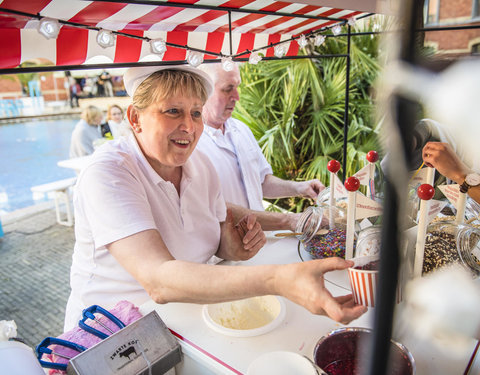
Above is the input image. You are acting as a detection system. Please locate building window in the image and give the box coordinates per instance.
[424,0,440,24]
[473,43,480,55]
[474,0,480,18]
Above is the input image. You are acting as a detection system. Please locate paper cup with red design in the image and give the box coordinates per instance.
[348,256,402,307]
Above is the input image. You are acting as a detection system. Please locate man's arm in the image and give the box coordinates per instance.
[261,174,324,200]
[227,202,300,231]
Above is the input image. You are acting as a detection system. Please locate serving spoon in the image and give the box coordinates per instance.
[274,229,329,237]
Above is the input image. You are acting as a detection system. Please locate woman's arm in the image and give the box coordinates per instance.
[107,229,366,324]
[262,174,324,200]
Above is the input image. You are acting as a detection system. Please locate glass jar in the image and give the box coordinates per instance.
[296,204,348,259]
[423,220,480,277]
[355,225,382,258]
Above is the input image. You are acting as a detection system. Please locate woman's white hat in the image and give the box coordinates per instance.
[123,65,214,98]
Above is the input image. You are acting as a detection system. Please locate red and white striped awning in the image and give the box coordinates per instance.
[0,0,372,69]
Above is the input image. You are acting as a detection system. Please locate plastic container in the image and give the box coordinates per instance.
[202,296,286,337]
[0,340,45,375]
[355,225,382,258]
[422,220,480,277]
[295,204,348,259]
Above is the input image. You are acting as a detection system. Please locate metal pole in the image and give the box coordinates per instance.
[365,0,422,374]
[342,24,351,182]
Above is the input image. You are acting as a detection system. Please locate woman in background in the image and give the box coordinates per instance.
[69,105,103,158]
[101,104,130,139]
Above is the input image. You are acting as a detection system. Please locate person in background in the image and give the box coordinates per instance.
[197,63,324,231]
[69,105,103,158]
[64,65,366,331]
[423,142,480,204]
[101,104,131,139]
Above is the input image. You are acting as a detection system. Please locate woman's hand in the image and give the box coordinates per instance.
[275,257,367,324]
[297,179,325,200]
[217,210,266,261]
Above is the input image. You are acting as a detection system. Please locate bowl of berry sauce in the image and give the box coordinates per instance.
[313,327,415,375]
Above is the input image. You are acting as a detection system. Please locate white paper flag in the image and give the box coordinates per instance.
[353,164,371,186]
[355,193,383,220]
[421,199,448,224]
[409,167,430,186]
[333,173,348,199]
[438,184,461,210]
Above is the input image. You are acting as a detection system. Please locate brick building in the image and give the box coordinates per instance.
[424,0,480,58]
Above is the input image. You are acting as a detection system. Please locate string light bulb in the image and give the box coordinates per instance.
[221,56,234,71]
[348,17,356,26]
[248,51,262,65]
[150,38,167,55]
[97,29,115,48]
[298,34,308,49]
[314,34,325,47]
[331,24,342,36]
[274,43,288,58]
[187,50,204,67]
[37,18,61,39]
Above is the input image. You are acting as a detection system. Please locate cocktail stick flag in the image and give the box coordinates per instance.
[327,159,341,230]
[333,173,348,199]
[410,167,436,187]
[345,176,360,260]
[354,193,383,220]
[414,184,435,277]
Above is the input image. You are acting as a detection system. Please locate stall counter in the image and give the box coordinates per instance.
[140,234,480,375]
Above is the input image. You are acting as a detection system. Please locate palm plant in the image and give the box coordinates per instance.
[235,17,385,211]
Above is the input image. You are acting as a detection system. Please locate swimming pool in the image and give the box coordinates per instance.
[0,118,78,214]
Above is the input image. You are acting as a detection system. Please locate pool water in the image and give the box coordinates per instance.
[0,119,78,214]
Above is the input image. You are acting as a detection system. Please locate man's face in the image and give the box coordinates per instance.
[205,66,241,126]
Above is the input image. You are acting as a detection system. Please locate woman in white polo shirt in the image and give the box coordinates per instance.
[64,65,366,331]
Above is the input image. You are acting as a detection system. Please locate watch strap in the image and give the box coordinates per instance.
[460,180,470,194]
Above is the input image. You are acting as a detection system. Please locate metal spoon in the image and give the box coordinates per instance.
[274,229,329,237]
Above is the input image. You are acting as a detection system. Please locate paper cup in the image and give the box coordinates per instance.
[348,256,402,307]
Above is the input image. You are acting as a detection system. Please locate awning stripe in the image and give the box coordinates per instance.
[114,29,144,63]
[0,28,21,68]
[56,26,88,66]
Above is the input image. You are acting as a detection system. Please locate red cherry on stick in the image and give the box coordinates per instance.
[366,150,379,163]
[327,159,341,173]
[344,176,360,192]
[417,184,435,200]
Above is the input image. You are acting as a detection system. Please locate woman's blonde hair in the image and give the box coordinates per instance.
[106,104,124,121]
[81,105,103,125]
[132,70,208,110]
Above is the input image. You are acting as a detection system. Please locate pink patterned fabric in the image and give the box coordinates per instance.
[43,300,143,374]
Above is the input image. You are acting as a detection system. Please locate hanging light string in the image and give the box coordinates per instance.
[0,7,366,68]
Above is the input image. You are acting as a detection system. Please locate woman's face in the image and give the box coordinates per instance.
[131,94,204,172]
[109,107,123,123]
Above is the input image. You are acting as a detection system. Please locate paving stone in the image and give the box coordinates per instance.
[0,207,75,349]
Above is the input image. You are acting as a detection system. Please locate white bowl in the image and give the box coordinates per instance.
[202,295,286,337]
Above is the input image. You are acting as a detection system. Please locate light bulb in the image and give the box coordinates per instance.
[314,35,325,47]
[187,50,204,67]
[332,25,342,36]
[248,52,262,65]
[348,17,356,26]
[298,34,308,49]
[274,43,288,58]
[97,30,115,48]
[150,38,167,55]
[221,56,234,71]
[37,18,61,39]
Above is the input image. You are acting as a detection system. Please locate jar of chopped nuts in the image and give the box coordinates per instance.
[423,221,480,277]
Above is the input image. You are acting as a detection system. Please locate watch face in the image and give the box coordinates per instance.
[466,173,480,186]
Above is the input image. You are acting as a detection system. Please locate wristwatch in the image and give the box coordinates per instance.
[460,173,480,193]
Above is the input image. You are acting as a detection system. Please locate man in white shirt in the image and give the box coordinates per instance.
[197,63,324,230]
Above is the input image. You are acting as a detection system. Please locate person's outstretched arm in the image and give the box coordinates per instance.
[262,174,325,200]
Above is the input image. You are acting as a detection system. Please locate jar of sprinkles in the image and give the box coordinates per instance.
[423,221,480,277]
[296,204,349,259]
